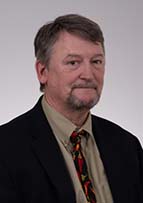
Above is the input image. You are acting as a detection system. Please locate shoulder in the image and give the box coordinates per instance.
[0,108,34,135]
[0,97,46,159]
[91,114,142,149]
[0,97,46,146]
[91,115,143,177]
[0,97,43,131]
[0,109,34,151]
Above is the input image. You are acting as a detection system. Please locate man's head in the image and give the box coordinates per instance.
[34,14,104,92]
[34,14,105,113]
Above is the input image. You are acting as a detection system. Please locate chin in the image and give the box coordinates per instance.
[67,95,100,110]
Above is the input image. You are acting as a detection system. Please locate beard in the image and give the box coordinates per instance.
[66,82,102,111]
[66,94,100,110]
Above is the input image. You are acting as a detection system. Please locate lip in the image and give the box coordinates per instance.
[73,87,97,92]
[73,87,96,90]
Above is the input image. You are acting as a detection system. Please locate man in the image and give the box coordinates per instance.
[0,14,142,203]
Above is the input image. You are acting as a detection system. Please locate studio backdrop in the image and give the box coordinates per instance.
[0,0,142,145]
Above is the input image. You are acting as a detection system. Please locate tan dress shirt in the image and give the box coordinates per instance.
[42,96,113,203]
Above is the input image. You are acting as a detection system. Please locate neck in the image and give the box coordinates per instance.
[64,109,89,127]
[44,95,89,127]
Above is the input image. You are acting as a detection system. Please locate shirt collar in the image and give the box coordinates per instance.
[41,96,92,145]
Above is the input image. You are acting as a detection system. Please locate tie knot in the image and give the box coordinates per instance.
[70,131,81,146]
[70,129,87,146]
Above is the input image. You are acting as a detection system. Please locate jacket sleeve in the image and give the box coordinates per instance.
[0,159,18,203]
[137,139,143,202]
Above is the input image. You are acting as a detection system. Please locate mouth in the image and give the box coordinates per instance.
[73,87,97,92]
[72,87,97,95]
[72,84,97,90]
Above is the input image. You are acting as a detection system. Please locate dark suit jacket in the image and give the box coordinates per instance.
[0,97,142,203]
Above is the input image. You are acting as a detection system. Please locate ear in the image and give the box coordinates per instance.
[35,60,48,84]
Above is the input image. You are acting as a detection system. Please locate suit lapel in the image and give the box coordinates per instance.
[91,116,125,202]
[30,98,75,203]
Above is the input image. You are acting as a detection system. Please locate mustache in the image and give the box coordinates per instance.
[72,82,97,89]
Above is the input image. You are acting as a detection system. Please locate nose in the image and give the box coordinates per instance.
[79,62,94,80]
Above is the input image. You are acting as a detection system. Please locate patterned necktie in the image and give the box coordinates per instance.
[70,129,97,203]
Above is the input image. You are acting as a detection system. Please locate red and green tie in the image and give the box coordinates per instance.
[70,130,97,203]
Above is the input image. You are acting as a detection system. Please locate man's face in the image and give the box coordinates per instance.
[41,31,105,112]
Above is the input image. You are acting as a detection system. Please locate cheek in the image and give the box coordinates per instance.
[48,77,57,89]
[93,70,104,90]
[52,78,71,94]
[47,69,61,87]
[94,70,104,83]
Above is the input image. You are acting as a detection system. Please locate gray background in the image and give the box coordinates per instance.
[0,0,142,145]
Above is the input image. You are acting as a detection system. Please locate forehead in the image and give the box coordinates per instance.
[52,31,104,56]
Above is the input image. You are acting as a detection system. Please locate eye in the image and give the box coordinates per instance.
[67,60,79,65]
[92,59,103,64]
[91,58,104,68]
[63,58,81,70]
[66,60,81,69]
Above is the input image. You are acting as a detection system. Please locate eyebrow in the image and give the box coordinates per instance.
[65,53,105,59]
[65,54,82,58]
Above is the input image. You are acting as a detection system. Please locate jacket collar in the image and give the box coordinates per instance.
[91,115,129,203]
[29,97,75,203]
